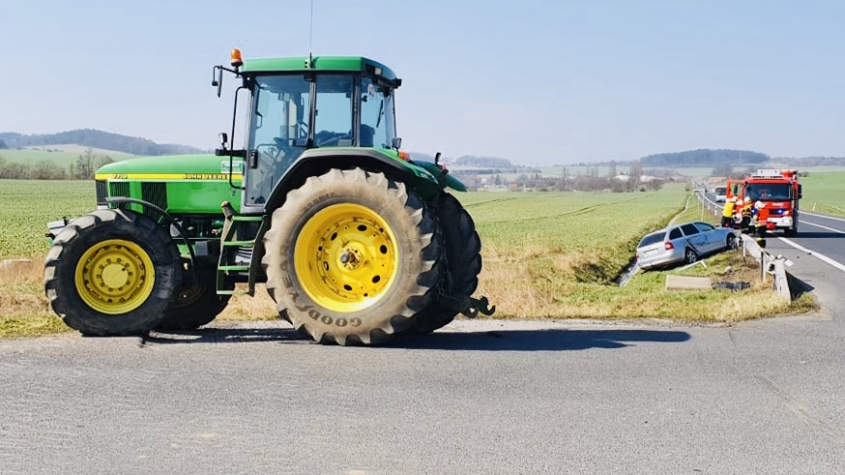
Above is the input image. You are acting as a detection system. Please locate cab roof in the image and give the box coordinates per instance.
[241,56,398,83]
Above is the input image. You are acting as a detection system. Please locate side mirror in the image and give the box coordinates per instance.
[391,137,402,149]
[211,66,224,97]
[797,184,803,199]
[214,132,229,156]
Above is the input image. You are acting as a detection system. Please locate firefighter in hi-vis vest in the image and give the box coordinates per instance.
[740,198,753,231]
[721,197,737,227]
[754,200,769,246]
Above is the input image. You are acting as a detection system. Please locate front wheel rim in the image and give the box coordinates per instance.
[74,239,155,315]
[294,203,400,313]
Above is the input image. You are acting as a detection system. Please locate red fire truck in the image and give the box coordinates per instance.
[726,169,802,236]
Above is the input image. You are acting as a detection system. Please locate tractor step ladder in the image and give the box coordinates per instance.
[216,202,264,297]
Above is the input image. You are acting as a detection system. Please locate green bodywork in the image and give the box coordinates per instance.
[86,54,466,294]
[96,154,243,214]
[242,56,398,82]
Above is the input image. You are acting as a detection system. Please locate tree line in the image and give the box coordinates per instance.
[0,148,113,180]
[0,129,203,156]
[642,149,769,167]
[454,160,667,193]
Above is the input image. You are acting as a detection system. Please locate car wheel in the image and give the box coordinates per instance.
[726,234,737,250]
[684,248,698,264]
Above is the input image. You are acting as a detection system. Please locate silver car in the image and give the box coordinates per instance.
[636,221,737,270]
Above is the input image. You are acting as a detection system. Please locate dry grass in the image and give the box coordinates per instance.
[216,284,281,322]
[475,234,816,322]
[0,257,283,339]
[0,259,72,338]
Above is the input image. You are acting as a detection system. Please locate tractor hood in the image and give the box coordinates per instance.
[95,154,243,180]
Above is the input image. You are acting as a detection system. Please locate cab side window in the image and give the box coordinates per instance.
[680,224,699,236]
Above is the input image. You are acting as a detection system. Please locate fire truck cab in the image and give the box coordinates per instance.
[726,169,802,236]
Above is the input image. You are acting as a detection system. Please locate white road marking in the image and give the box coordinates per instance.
[802,211,845,223]
[777,237,845,273]
[802,220,845,235]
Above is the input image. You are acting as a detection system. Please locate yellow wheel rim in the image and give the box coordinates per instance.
[295,203,399,313]
[74,239,155,315]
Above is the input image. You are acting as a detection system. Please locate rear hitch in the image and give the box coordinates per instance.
[437,294,496,319]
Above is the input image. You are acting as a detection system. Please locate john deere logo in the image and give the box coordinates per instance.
[221,161,244,174]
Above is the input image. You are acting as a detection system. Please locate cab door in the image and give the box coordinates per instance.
[727,180,745,201]
[680,223,707,254]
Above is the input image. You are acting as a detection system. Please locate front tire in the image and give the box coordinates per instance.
[262,168,443,345]
[44,209,182,336]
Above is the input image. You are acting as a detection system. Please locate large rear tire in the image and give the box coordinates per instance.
[413,192,482,334]
[262,168,443,345]
[44,209,182,336]
[154,259,231,331]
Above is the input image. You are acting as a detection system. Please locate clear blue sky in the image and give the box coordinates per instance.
[1,0,843,164]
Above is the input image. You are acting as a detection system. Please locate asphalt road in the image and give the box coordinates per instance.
[2,206,845,474]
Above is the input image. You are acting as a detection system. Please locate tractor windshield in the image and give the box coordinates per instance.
[244,73,398,207]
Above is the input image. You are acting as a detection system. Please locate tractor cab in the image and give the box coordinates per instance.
[213,52,403,209]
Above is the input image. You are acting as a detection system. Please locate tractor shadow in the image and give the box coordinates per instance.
[385,328,692,352]
[144,325,691,352]
[142,327,306,345]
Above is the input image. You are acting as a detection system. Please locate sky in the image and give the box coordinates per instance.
[1,0,843,165]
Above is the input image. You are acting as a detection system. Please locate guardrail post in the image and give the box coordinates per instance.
[760,252,766,283]
[772,257,791,300]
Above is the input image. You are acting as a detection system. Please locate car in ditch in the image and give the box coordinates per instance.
[636,221,737,270]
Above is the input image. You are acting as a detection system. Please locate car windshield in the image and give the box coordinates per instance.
[639,232,665,247]
[746,184,792,201]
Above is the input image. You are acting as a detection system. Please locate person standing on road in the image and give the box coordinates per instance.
[740,198,753,231]
[721,197,737,227]
[750,200,768,247]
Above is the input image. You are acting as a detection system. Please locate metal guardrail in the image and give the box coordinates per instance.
[696,191,793,301]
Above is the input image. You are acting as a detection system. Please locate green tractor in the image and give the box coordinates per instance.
[44,50,493,345]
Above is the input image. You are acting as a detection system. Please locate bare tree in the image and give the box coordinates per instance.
[71,148,98,179]
[628,159,643,192]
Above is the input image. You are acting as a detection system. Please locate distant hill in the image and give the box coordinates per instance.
[641,149,769,168]
[0,129,204,156]
[451,155,514,169]
[770,156,845,167]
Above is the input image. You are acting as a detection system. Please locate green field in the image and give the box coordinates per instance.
[801,171,845,216]
[0,180,95,258]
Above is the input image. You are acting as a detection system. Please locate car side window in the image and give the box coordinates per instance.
[695,223,715,232]
[681,224,699,236]
[669,228,683,240]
